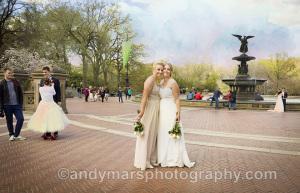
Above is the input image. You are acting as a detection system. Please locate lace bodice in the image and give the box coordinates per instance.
[160,87,173,99]
[159,79,176,99]
[39,85,56,102]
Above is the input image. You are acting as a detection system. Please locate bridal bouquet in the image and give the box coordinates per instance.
[133,121,144,137]
[169,121,182,139]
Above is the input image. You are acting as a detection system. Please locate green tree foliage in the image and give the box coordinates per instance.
[0,0,28,54]
[261,53,296,89]
[1,0,143,90]
[249,54,299,95]
[173,64,221,91]
[1,1,299,96]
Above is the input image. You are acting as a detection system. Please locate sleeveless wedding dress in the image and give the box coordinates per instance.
[157,80,195,168]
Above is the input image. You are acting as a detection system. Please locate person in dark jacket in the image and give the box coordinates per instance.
[228,90,237,110]
[124,87,129,100]
[100,87,105,103]
[118,87,123,103]
[104,87,109,101]
[83,87,89,102]
[0,67,26,141]
[210,88,223,109]
[40,66,61,140]
[281,88,288,112]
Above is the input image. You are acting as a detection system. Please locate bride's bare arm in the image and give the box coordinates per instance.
[137,77,154,120]
[172,80,181,121]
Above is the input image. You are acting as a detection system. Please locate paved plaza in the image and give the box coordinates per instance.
[0,97,300,193]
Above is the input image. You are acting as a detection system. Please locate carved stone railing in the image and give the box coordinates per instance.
[23,91,35,111]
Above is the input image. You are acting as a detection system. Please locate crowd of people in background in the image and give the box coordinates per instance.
[185,86,291,111]
[187,89,203,100]
[73,83,287,112]
[74,83,240,109]
[77,86,133,103]
[186,87,237,110]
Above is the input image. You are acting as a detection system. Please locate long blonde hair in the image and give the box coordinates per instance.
[152,61,166,69]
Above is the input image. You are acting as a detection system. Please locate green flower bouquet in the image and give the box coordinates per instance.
[134,121,144,137]
[168,121,182,139]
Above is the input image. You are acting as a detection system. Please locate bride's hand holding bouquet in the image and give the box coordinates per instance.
[169,111,182,140]
[134,110,144,137]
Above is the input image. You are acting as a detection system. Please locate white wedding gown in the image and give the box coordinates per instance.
[268,93,284,112]
[27,85,70,133]
[157,85,195,168]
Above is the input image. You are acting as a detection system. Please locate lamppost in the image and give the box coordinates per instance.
[125,61,129,87]
[122,41,132,88]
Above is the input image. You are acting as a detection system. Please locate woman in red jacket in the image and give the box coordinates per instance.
[194,92,203,100]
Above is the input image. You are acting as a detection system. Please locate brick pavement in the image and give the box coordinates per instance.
[0,97,300,193]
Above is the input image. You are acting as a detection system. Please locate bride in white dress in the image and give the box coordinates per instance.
[268,89,284,112]
[27,78,69,136]
[157,63,195,168]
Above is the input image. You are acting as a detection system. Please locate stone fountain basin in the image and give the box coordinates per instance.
[222,77,266,86]
[232,53,255,61]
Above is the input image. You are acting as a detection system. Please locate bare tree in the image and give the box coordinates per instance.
[0,0,27,53]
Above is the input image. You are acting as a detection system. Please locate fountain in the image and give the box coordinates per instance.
[222,34,266,100]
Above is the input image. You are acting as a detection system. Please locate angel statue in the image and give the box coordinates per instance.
[232,34,254,53]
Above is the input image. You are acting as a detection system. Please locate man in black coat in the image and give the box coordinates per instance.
[0,67,26,141]
[282,88,288,112]
[40,66,61,140]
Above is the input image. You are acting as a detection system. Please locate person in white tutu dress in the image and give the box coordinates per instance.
[27,78,70,139]
[157,63,195,168]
